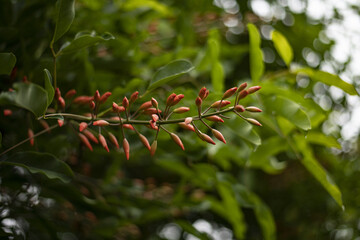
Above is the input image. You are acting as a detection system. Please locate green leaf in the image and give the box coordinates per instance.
[294,68,358,96]
[306,131,341,149]
[0,52,16,75]
[211,61,224,93]
[1,151,74,183]
[60,32,115,54]
[44,69,54,107]
[52,0,75,43]
[12,83,49,117]
[265,96,311,130]
[294,134,343,208]
[43,114,64,121]
[227,118,261,146]
[122,0,172,16]
[146,59,194,92]
[271,30,293,66]
[175,220,211,240]
[247,23,264,82]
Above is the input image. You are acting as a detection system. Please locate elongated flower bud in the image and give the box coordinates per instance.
[94,90,101,102]
[151,97,158,108]
[222,87,237,99]
[89,101,95,110]
[78,133,93,151]
[149,120,157,129]
[170,133,185,150]
[200,132,216,145]
[55,88,61,99]
[112,102,125,113]
[246,118,262,126]
[123,124,134,130]
[83,130,99,143]
[237,90,248,101]
[138,101,152,111]
[130,91,139,104]
[166,93,177,106]
[108,132,119,149]
[57,119,64,127]
[237,82,247,93]
[173,107,190,113]
[139,134,151,151]
[150,140,157,156]
[3,109,12,116]
[57,97,65,109]
[171,94,184,106]
[123,138,130,160]
[79,122,88,132]
[151,114,159,122]
[210,100,231,108]
[234,105,245,112]
[98,134,109,152]
[195,97,202,107]
[99,92,112,103]
[122,97,129,108]
[93,120,110,126]
[184,117,193,125]
[212,129,226,144]
[206,115,224,123]
[39,120,51,133]
[199,87,207,99]
[65,89,76,99]
[178,122,195,132]
[73,96,94,105]
[28,128,34,146]
[245,106,262,112]
[247,86,261,94]
[143,108,161,115]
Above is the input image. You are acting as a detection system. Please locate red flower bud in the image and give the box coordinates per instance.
[94,90,101,102]
[39,120,51,133]
[143,108,161,115]
[130,91,139,104]
[170,133,185,150]
[237,82,247,92]
[234,105,245,112]
[89,101,95,110]
[98,134,109,152]
[83,130,99,143]
[195,96,202,107]
[245,106,262,112]
[123,138,130,160]
[210,100,231,108]
[93,120,110,126]
[166,93,177,106]
[64,89,76,99]
[57,97,65,109]
[205,115,224,123]
[200,132,216,145]
[138,101,152,111]
[122,97,129,108]
[112,102,125,113]
[173,107,190,113]
[247,86,261,94]
[150,140,157,156]
[199,87,207,99]
[28,128,34,146]
[99,92,112,103]
[246,118,262,126]
[79,122,88,132]
[73,96,94,105]
[107,132,119,149]
[78,133,93,151]
[55,88,61,99]
[178,122,195,132]
[184,117,193,125]
[212,129,226,144]
[237,90,248,100]
[151,97,158,108]
[123,124,134,130]
[171,94,184,106]
[151,114,159,122]
[57,119,64,127]
[149,120,157,129]
[222,87,237,99]
[138,134,151,151]
[3,109,12,116]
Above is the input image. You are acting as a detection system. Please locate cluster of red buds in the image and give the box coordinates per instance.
[37,83,262,160]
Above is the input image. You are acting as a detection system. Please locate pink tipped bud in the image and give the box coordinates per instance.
[212,129,226,144]
[173,107,190,113]
[107,132,119,149]
[171,94,184,106]
[57,119,64,127]
[79,122,88,132]
[138,101,152,111]
[170,133,185,150]
[246,118,262,126]
[204,90,209,99]
[93,120,110,126]
[98,134,109,152]
[57,97,65,109]
[143,108,161,115]
[73,96,94,105]
[64,89,76,99]
[210,100,231,108]
[205,115,224,123]
[237,82,248,92]
[245,106,262,112]
[151,114,159,122]
[3,109,12,116]
[200,132,216,145]
[234,105,245,112]
[122,97,129,108]
[28,129,34,146]
[55,88,61,99]
[195,97,202,107]
[123,138,130,160]
[248,86,261,94]
[139,134,151,151]
[89,101,95,110]
[94,90,101,102]
[99,92,112,103]
[237,90,248,100]
[199,87,207,99]
[222,87,237,99]
[83,130,98,143]
[78,133,93,151]
[39,120,51,133]
[112,102,125,113]
[149,120,157,129]
[150,140,157,156]
[178,122,195,132]
[166,93,177,106]
[151,98,158,108]
[123,124,135,130]
[130,91,139,104]
[184,117,193,125]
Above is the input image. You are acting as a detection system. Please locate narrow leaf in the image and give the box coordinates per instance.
[0,52,16,75]
[271,30,293,66]
[1,151,74,183]
[44,69,54,107]
[306,131,341,149]
[247,24,264,82]
[52,0,75,43]
[211,61,224,92]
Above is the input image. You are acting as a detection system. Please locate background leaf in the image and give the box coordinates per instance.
[44,69,54,107]
[0,52,16,75]
[1,151,74,183]
[52,0,75,43]
[306,131,341,149]
[271,30,293,66]
[211,61,224,93]
[247,24,264,82]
